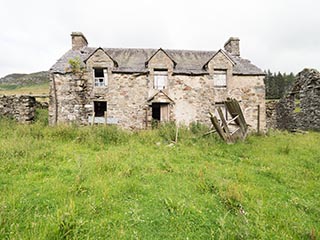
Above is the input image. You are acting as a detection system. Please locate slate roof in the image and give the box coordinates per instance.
[50,47,264,76]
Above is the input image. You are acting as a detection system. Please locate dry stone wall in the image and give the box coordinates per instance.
[270,69,320,131]
[0,95,36,123]
[265,100,277,129]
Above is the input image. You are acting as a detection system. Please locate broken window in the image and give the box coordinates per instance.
[213,70,227,87]
[94,101,107,117]
[94,68,108,87]
[154,69,168,90]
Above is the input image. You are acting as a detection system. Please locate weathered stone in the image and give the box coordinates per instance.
[49,33,266,131]
[0,95,36,123]
[270,69,320,131]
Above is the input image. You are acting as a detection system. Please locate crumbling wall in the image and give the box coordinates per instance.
[275,69,320,131]
[0,95,36,123]
[265,100,277,129]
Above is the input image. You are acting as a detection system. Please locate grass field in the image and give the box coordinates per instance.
[0,82,49,95]
[0,111,319,239]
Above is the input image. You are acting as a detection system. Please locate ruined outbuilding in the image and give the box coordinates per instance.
[276,68,320,131]
[0,95,36,123]
[49,32,266,130]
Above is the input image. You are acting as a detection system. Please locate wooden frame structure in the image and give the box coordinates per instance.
[206,98,248,143]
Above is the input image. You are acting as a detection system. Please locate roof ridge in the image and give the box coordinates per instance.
[85,46,216,54]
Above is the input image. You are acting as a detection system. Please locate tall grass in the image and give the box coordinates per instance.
[0,113,319,239]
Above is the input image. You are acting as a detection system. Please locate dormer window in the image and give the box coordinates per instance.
[94,68,108,87]
[213,69,227,88]
[154,69,168,90]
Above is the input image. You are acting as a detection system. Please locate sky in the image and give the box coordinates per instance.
[0,0,319,78]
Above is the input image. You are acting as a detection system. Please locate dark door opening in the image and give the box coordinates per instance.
[94,101,107,117]
[152,103,161,121]
[151,103,169,122]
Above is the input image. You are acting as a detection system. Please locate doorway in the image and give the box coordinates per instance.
[94,101,107,117]
[151,103,169,122]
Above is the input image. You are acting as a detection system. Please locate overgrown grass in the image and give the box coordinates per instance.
[0,113,319,239]
[0,82,49,95]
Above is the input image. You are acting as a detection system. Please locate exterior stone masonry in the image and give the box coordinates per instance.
[275,69,320,131]
[0,95,36,123]
[49,32,266,131]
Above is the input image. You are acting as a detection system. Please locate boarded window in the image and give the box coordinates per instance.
[94,101,107,117]
[154,70,168,90]
[213,70,227,87]
[94,68,108,87]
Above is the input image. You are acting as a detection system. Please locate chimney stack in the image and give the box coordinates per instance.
[224,37,240,56]
[71,32,88,50]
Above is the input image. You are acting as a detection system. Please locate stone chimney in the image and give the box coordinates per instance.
[224,37,240,56]
[71,32,88,50]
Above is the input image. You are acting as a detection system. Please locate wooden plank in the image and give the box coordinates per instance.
[217,107,231,142]
[226,115,239,125]
[230,127,241,135]
[225,99,247,137]
[91,112,95,125]
[104,111,108,125]
[257,104,260,134]
[203,129,216,136]
[210,114,228,142]
[145,108,148,129]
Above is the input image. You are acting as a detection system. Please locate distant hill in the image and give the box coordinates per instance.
[0,71,50,86]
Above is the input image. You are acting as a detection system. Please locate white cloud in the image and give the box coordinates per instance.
[0,0,319,77]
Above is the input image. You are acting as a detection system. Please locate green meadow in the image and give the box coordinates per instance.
[0,110,319,239]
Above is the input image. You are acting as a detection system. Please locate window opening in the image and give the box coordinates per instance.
[94,68,108,86]
[213,70,227,87]
[154,69,168,90]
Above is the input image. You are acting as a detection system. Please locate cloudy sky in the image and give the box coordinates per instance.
[0,0,319,78]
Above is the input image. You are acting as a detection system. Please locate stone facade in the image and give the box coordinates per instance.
[49,32,266,131]
[0,95,36,123]
[275,69,320,131]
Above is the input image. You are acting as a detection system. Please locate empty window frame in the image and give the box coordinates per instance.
[94,101,107,117]
[213,70,227,87]
[94,68,108,87]
[154,69,168,90]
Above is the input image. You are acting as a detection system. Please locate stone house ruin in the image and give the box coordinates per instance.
[276,68,320,131]
[49,32,266,130]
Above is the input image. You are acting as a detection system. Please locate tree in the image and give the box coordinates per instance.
[264,70,295,99]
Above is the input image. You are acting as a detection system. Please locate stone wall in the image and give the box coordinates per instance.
[265,100,277,129]
[270,69,320,131]
[0,95,36,123]
[230,75,266,131]
[49,70,266,131]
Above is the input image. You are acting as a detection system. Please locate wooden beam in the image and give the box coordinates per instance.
[217,107,231,142]
[91,112,95,126]
[104,111,108,125]
[257,104,260,134]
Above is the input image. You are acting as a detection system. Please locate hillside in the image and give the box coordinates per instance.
[0,71,49,95]
[0,116,319,239]
[0,71,50,86]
